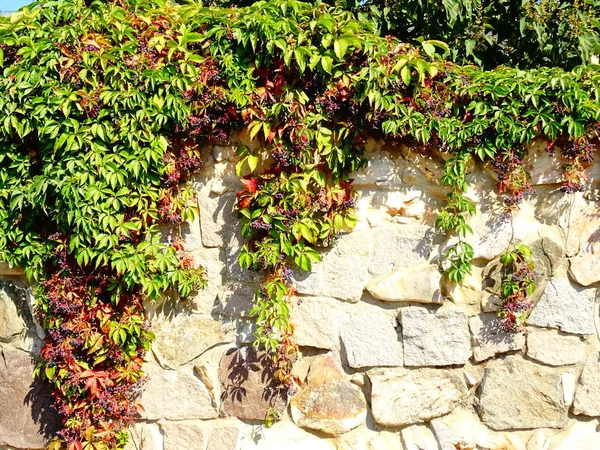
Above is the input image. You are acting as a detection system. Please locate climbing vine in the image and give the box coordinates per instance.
[0,0,599,448]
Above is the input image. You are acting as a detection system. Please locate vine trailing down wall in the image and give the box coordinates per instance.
[0,0,599,448]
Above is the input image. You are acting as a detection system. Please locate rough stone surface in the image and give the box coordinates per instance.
[572,351,600,416]
[368,225,433,277]
[290,354,367,436]
[161,421,206,450]
[369,367,467,427]
[527,279,595,335]
[140,362,217,420]
[290,261,323,296]
[431,408,528,450]
[547,420,600,450]
[401,425,439,450]
[0,345,59,449]
[0,285,27,342]
[401,306,471,367]
[238,421,337,450]
[219,346,287,421]
[321,231,372,302]
[341,303,403,368]
[215,281,257,317]
[198,191,237,248]
[367,264,442,303]
[527,328,585,366]
[478,356,568,430]
[292,296,342,350]
[206,426,241,450]
[125,422,163,450]
[151,314,234,368]
[469,313,525,362]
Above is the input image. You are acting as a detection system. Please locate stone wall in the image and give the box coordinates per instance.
[2,136,600,450]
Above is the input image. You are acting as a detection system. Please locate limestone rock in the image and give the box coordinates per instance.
[366,264,442,304]
[151,314,234,368]
[401,306,471,367]
[161,421,206,450]
[524,139,564,185]
[140,362,217,420]
[290,261,323,296]
[198,191,237,248]
[442,262,484,315]
[368,225,433,277]
[290,354,367,436]
[125,422,163,450]
[341,303,403,368]
[469,313,525,362]
[527,279,595,335]
[292,297,341,351]
[207,426,241,450]
[478,356,568,430]
[401,425,439,450]
[431,407,528,450]
[219,346,287,421]
[572,351,600,416]
[186,246,225,315]
[213,145,236,162]
[0,285,27,342]
[547,420,600,450]
[527,328,585,366]
[321,231,372,302]
[215,281,257,317]
[238,420,337,450]
[369,367,466,427]
[0,345,59,449]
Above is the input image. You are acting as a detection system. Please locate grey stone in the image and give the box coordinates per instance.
[527,279,595,335]
[527,328,585,366]
[0,345,60,449]
[469,313,525,362]
[219,346,287,421]
[321,231,372,302]
[368,225,433,277]
[291,354,367,436]
[369,367,467,427]
[151,313,234,368]
[401,306,471,367]
[199,192,237,248]
[140,362,218,420]
[572,351,600,416]
[367,264,442,304]
[161,421,206,450]
[226,246,261,283]
[215,281,257,318]
[207,426,241,450]
[290,261,323,296]
[478,356,568,430]
[341,304,402,368]
[0,285,27,342]
[292,297,341,351]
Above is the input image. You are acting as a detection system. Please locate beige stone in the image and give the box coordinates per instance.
[470,313,525,362]
[366,264,442,304]
[161,421,206,450]
[527,328,585,366]
[572,351,600,417]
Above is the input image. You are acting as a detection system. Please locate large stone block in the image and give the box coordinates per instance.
[206,425,241,450]
[321,231,372,302]
[526,328,585,366]
[291,297,342,351]
[527,279,595,335]
[0,284,27,342]
[161,421,206,450]
[369,367,467,427]
[340,303,402,368]
[215,281,258,318]
[198,191,238,248]
[401,306,471,367]
[478,356,568,430]
[367,264,442,304]
[290,354,367,436]
[469,313,525,362]
[151,313,234,368]
[219,346,287,421]
[0,345,59,449]
[139,362,218,420]
[368,225,433,277]
[572,351,600,417]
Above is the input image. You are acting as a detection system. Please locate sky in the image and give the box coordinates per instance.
[1,0,31,11]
